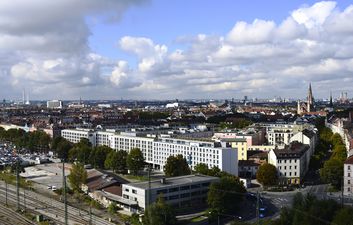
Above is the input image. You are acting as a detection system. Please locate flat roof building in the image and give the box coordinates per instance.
[121,174,219,212]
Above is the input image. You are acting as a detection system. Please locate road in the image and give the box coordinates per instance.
[0,181,117,225]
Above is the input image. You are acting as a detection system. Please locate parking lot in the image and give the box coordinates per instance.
[21,163,72,192]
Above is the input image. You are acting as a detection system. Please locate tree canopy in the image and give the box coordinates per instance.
[68,163,87,192]
[143,196,177,225]
[164,154,191,177]
[127,148,145,175]
[208,175,246,215]
[256,163,278,186]
[105,150,128,174]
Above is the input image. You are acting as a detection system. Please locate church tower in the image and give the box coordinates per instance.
[307,83,314,112]
[329,91,333,108]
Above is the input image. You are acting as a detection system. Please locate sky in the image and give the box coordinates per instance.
[1,0,353,101]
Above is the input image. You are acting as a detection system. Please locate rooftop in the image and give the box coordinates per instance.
[125,174,219,190]
[274,141,310,159]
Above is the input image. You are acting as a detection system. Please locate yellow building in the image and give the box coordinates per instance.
[229,138,248,160]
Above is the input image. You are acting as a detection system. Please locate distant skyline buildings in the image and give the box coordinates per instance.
[0,1,353,100]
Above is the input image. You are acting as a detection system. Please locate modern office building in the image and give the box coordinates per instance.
[121,174,220,212]
[61,129,238,175]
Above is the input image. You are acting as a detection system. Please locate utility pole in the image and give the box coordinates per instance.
[5,181,8,206]
[16,158,20,211]
[341,178,344,207]
[62,162,68,225]
[256,191,260,225]
[147,165,151,207]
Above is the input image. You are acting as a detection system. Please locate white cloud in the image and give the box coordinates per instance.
[1,1,353,100]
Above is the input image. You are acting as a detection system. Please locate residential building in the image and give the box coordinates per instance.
[290,129,317,157]
[121,174,219,212]
[344,156,353,196]
[268,142,310,184]
[225,138,248,160]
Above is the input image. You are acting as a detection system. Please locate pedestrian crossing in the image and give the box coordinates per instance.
[271,197,289,206]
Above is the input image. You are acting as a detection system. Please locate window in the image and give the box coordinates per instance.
[349,173,351,177]
[169,195,179,200]
[132,189,137,194]
[125,189,129,192]
[191,184,201,189]
[348,188,351,192]
[157,189,168,194]
[169,187,179,193]
[348,180,351,184]
[349,166,351,170]
[180,193,190,198]
[180,186,190,191]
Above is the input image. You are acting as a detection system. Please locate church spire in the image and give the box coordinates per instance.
[329,91,333,107]
[307,83,314,112]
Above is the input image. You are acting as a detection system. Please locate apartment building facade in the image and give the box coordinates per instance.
[61,129,238,175]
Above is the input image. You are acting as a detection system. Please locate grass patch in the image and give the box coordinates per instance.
[0,171,33,188]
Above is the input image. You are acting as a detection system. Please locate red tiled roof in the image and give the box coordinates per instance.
[345,156,353,164]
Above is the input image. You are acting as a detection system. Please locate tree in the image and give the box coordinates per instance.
[331,206,353,225]
[164,155,191,177]
[143,196,177,225]
[256,163,278,186]
[105,150,128,173]
[108,202,119,215]
[89,146,112,169]
[56,139,73,161]
[208,175,246,215]
[194,163,209,175]
[127,148,145,175]
[320,158,343,189]
[68,163,87,192]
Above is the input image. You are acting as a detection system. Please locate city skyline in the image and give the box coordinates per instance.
[1,0,353,100]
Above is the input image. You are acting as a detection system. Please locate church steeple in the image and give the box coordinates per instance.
[329,91,333,107]
[307,83,314,112]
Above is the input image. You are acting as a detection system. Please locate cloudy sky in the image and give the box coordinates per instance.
[1,0,353,100]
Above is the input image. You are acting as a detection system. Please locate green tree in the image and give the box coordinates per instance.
[194,163,209,175]
[320,158,344,189]
[105,150,128,173]
[108,202,119,215]
[56,139,73,161]
[164,154,191,177]
[127,148,145,175]
[331,206,353,225]
[143,196,177,225]
[68,163,87,192]
[89,146,112,169]
[256,163,278,186]
[208,175,246,215]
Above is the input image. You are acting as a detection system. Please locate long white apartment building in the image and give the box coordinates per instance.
[61,129,238,175]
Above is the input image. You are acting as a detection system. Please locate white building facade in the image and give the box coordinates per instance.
[344,156,353,196]
[121,175,219,212]
[61,129,238,175]
[268,142,310,184]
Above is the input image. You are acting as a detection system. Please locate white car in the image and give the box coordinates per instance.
[47,185,52,189]
[51,186,57,191]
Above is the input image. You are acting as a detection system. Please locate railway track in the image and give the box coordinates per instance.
[0,183,116,225]
[0,203,35,225]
